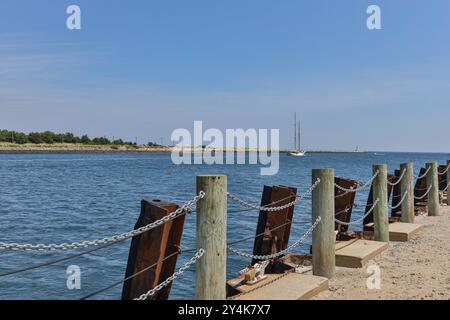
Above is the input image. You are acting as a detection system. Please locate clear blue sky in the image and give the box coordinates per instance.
[1,0,449,151]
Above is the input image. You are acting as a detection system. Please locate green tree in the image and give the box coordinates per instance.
[14,133,28,144]
[28,132,43,144]
[80,135,91,144]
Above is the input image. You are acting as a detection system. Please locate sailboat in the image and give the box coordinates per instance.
[288,113,306,157]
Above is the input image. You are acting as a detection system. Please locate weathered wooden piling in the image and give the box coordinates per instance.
[447,160,450,206]
[312,169,335,279]
[373,164,389,242]
[400,162,415,223]
[195,175,227,300]
[426,162,439,216]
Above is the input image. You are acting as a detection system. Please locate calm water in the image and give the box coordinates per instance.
[0,152,448,300]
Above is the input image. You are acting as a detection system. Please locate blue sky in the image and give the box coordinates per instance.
[0,0,450,151]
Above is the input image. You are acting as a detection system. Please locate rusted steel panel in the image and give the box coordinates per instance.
[391,170,402,217]
[362,174,394,230]
[252,185,297,265]
[334,177,358,232]
[438,165,447,191]
[414,168,428,205]
[122,199,185,300]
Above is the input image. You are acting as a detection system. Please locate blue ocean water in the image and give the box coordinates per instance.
[0,152,448,300]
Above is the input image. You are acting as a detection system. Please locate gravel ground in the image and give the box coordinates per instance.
[314,205,450,300]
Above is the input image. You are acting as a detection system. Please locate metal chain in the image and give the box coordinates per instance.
[227,179,320,212]
[387,169,406,186]
[297,179,321,201]
[334,171,379,193]
[227,216,321,260]
[353,201,374,209]
[134,249,205,300]
[415,186,432,191]
[438,164,450,176]
[441,180,450,192]
[414,167,431,180]
[334,199,379,226]
[414,185,432,200]
[335,207,351,216]
[335,190,351,198]
[0,192,205,252]
[388,191,408,210]
[392,192,404,198]
[228,242,317,300]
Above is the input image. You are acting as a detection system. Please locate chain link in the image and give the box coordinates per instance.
[0,192,205,252]
[334,199,379,226]
[335,190,352,198]
[388,191,408,210]
[441,180,450,193]
[387,169,406,186]
[227,179,320,212]
[334,171,379,193]
[414,185,432,200]
[414,167,431,180]
[438,164,450,176]
[134,249,205,300]
[227,216,321,260]
[335,207,351,216]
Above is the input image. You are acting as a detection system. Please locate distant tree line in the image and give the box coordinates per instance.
[0,129,163,147]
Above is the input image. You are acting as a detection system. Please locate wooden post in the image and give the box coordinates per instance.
[373,164,389,242]
[196,175,227,300]
[312,168,335,279]
[447,160,450,206]
[426,162,440,216]
[400,162,414,223]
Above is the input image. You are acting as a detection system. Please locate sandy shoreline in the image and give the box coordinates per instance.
[313,205,450,300]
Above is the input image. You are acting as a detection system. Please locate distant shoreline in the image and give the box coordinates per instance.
[0,144,366,154]
[0,146,170,154]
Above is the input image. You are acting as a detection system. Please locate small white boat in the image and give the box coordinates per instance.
[288,150,305,157]
[287,112,306,157]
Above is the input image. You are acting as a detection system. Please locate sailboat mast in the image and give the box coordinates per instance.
[298,120,301,150]
[294,112,297,150]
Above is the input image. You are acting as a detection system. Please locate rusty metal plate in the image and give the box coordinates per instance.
[121,199,185,300]
[252,185,297,265]
[438,165,447,191]
[414,167,428,205]
[362,174,395,229]
[334,177,359,232]
[390,170,402,217]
